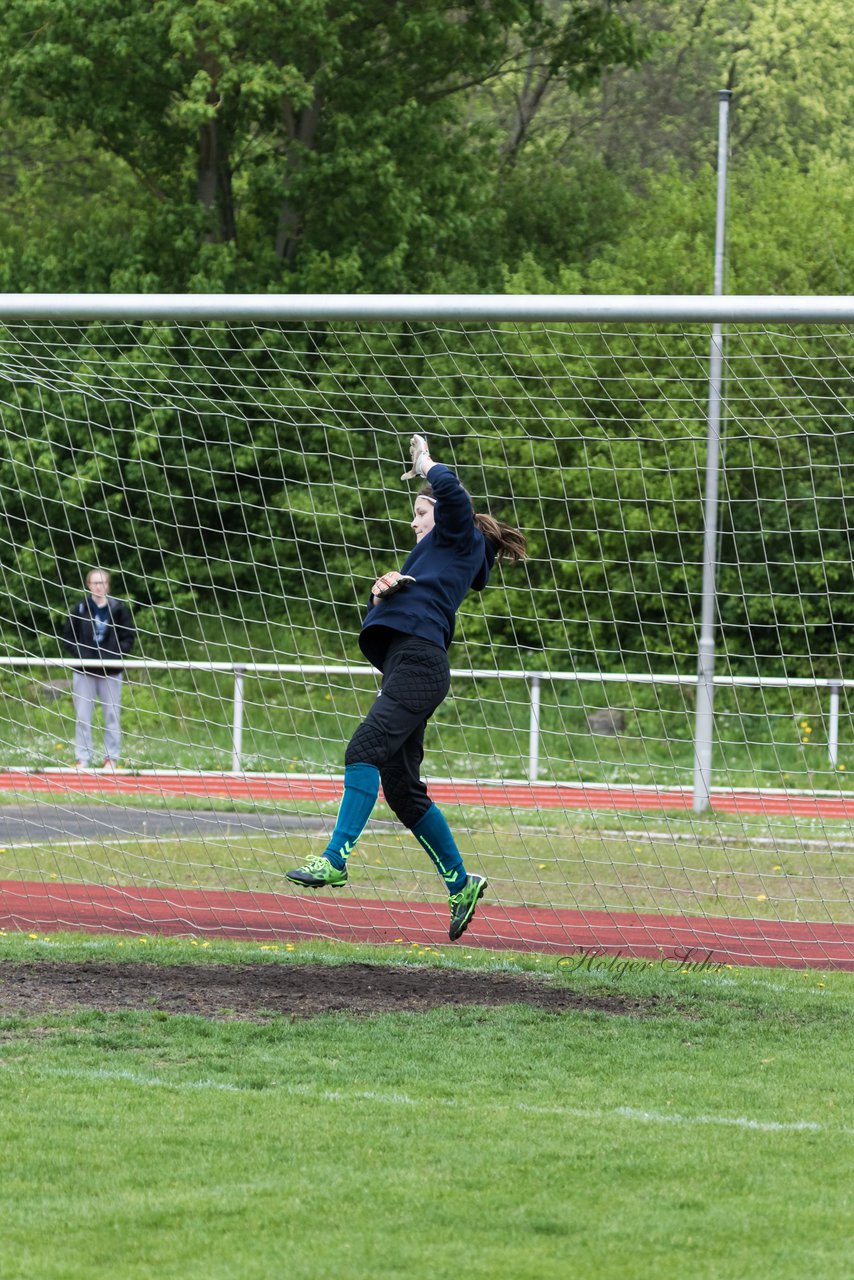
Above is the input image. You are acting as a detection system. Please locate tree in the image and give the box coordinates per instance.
[0,0,642,292]
[555,0,854,175]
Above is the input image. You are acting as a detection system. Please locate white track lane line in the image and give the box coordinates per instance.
[9,1064,851,1136]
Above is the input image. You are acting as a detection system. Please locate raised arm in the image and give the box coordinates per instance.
[401,434,474,542]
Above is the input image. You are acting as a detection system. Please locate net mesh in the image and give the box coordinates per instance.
[0,313,852,967]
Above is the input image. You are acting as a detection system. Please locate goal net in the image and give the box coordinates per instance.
[0,296,852,969]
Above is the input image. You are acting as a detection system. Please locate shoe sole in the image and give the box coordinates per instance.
[449,877,487,941]
[285,872,348,889]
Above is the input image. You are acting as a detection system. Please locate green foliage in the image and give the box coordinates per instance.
[0,0,851,293]
[0,0,851,681]
[0,0,643,292]
[0,303,851,674]
[556,0,854,174]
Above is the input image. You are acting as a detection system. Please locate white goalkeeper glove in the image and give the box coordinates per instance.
[401,433,433,480]
[371,572,416,600]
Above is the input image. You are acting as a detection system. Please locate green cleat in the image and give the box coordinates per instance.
[448,873,487,941]
[286,855,348,889]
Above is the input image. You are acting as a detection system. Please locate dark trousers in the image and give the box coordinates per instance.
[345,634,451,829]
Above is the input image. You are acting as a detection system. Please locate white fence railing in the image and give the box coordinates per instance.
[0,658,849,779]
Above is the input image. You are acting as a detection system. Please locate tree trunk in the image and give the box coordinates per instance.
[502,51,553,161]
[275,90,322,267]
[198,117,237,244]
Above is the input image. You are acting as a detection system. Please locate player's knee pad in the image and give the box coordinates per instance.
[380,767,430,830]
[345,718,388,768]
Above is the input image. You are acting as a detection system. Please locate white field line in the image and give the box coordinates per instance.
[12,1064,852,1137]
[6,825,853,856]
[0,832,308,853]
[0,836,186,853]
[597,828,854,852]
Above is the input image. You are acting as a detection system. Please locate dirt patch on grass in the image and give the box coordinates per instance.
[0,961,656,1021]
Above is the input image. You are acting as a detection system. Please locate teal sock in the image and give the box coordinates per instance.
[323,763,380,869]
[412,803,467,894]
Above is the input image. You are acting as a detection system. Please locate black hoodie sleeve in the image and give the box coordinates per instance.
[61,603,83,656]
[111,599,135,654]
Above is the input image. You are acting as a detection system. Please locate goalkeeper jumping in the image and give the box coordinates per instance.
[287,434,527,940]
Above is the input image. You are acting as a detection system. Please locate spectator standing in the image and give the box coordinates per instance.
[62,568,135,769]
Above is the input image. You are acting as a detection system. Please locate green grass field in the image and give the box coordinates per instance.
[1,933,852,1279]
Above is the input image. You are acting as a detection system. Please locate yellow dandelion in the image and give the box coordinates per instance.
[817,982,826,989]
[202,942,210,948]
[394,937,404,943]
[0,848,7,855]
[801,736,810,744]
[805,726,813,734]
[838,764,846,772]
[537,862,548,870]
[28,933,38,940]
[800,720,810,729]
[54,743,64,750]
[773,864,782,872]
[756,893,767,902]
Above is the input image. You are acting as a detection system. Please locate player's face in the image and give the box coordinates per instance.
[87,574,109,602]
[411,499,435,543]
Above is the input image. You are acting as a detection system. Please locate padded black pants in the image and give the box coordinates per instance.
[345,634,451,829]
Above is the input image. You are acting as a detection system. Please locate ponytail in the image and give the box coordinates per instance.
[419,482,527,564]
[474,512,527,564]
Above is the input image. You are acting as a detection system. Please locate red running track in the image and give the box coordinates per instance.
[3,769,854,819]
[2,879,853,970]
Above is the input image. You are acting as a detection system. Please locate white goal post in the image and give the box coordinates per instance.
[0,293,852,968]
[2,293,853,322]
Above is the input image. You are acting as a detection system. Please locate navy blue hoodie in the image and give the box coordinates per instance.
[62,595,135,669]
[359,462,495,671]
